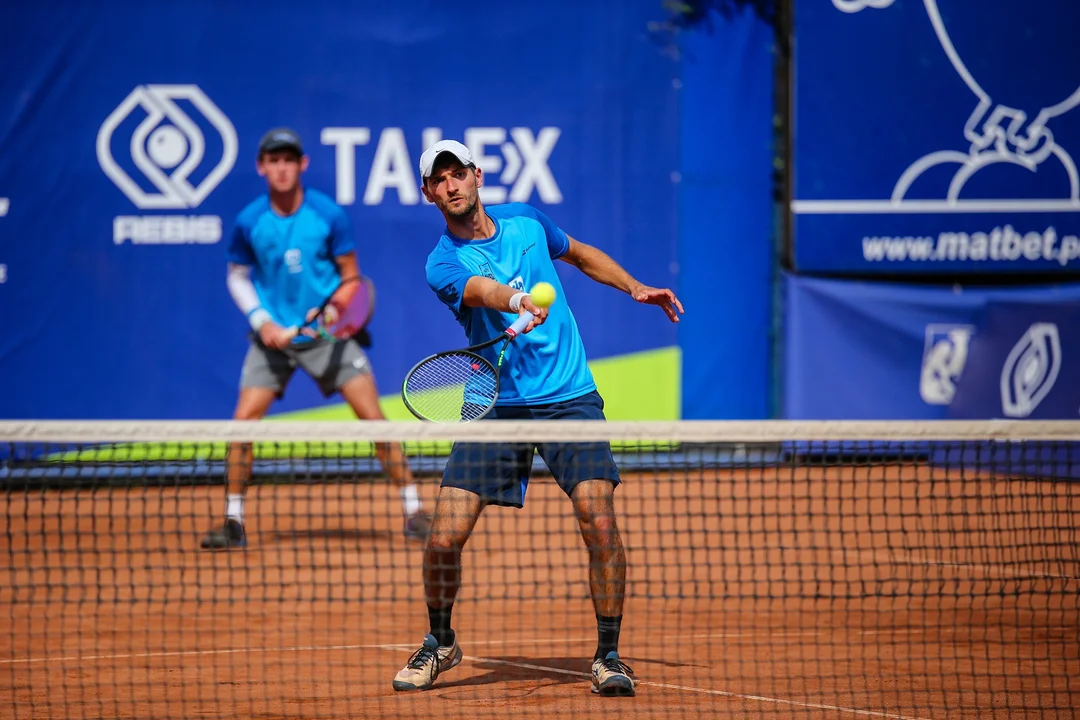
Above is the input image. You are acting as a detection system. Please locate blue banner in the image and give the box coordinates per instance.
[1,1,750,420]
[677,6,774,419]
[782,273,1080,419]
[792,0,1080,275]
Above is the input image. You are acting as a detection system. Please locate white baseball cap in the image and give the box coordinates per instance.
[419,140,475,179]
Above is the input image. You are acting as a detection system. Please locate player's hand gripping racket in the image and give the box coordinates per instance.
[401,312,535,423]
[288,275,376,342]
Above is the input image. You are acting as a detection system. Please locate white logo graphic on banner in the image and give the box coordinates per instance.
[920,324,974,405]
[1000,322,1061,417]
[98,85,237,209]
[98,85,237,244]
[832,0,895,11]
[800,1,1080,215]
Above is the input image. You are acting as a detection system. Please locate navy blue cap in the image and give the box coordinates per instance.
[258,127,304,156]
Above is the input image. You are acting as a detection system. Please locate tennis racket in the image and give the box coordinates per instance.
[287,275,376,342]
[401,311,536,423]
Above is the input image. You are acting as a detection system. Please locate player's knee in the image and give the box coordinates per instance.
[578,509,619,544]
[425,529,467,554]
[590,512,617,534]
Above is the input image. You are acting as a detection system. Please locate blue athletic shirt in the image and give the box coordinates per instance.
[226,188,354,340]
[425,202,596,406]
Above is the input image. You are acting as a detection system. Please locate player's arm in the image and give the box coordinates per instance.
[321,205,361,316]
[328,252,360,310]
[225,221,294,349]
[427,255,546,332]
[559,236,684,322]
[226,263,293,349]
[462,276,548,331]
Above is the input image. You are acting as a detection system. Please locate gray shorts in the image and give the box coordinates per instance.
[240,336,372,398]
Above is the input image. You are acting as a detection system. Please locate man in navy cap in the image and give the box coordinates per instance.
[201,128,432,550]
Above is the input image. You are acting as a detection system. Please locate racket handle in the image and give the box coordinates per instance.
[506,311,535,338]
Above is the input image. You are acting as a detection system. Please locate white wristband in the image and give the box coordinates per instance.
[509,292,528,313]
[248,308,272,331]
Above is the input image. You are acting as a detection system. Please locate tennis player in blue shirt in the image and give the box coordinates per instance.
[201,128,431,550]
[392,140,683,696]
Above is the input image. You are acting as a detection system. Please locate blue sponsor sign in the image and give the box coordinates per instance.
[793,0,1080,275]
[782,273,1080,419]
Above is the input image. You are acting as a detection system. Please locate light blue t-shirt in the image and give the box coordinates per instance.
[227,188,354,336]
[425,202,596,406]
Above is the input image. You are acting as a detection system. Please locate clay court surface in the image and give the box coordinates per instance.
[2,465,1078,719]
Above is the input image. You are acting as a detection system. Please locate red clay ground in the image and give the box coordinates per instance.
[2,465,1078,719]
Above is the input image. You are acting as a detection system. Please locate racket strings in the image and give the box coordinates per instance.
[404,352,497,423]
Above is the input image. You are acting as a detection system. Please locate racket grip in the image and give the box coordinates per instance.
[506,311,535,337]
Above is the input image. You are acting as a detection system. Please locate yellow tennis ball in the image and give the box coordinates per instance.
[530,281,557,308]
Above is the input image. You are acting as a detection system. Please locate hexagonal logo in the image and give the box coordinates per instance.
[97,85,237,209]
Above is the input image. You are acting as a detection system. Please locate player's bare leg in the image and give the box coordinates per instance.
[572,479,626,615]
[393,486,483,691]
[571,478,636,696]
[200,387,276,550]
[339,373,414,486]
[423,486,484,617]
[339,373,431,539]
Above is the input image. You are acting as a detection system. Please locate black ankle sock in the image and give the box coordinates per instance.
[428,605,455,647]
[595,614,622,660]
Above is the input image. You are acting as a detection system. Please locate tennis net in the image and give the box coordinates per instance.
[2,419,1078,719]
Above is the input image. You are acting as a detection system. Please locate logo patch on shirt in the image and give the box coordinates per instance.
[478,262,496,280]
[521,242,536,256]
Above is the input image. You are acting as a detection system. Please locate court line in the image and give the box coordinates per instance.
[396,631,966,646]
[663,627,979,640]
[0,637,597,665]
[9,618,1074,666]
[368,629,921,644]
[12,620,1074,665]
[0,643,384,665]
[843,549,1080,581]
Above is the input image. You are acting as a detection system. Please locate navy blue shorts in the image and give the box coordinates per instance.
[441,390,621,508]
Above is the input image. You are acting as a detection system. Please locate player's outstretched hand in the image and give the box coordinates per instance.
[259,322,296,349]
[520,296,549,333]
[631,284,684,322]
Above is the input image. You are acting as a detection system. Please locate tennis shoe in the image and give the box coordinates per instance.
[591,651,636,696]
[403,512,432,541]
[199,519,246,550]
[392,633,462,691]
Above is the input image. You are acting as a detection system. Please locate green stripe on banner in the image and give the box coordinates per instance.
[47,347,680,463]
